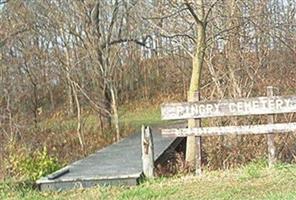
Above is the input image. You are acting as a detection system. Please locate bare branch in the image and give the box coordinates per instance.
[205,0,221,25]
[184,1,203,25]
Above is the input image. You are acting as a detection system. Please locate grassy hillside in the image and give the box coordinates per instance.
[2,161,296,200]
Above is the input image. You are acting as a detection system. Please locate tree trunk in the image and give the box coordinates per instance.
[67,73,74,116]
[71,81,84,151]
[185,0,206,166]
[32,82,39,127]
[48,87,55,111]
[225,0,242,98]
[65,48,74,116]
[110,85,120,141]
[100,85,112,129]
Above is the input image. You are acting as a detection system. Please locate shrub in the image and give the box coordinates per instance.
[5,144,61,182]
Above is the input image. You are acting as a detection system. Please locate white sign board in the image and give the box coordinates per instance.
[161,96,296,120]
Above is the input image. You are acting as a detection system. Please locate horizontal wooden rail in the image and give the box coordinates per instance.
[161,95,296,120]
[162,122,296,137]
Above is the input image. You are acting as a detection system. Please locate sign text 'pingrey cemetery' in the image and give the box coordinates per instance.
[161,96,296,120]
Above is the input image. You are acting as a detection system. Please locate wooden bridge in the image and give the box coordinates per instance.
[37,126,183,191]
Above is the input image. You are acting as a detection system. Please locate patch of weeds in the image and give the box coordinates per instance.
[274,162,296,170]
[239,159,267,180]
[5,144,61,182]
[0,182,46,200]
[138,175,168,185]
[117,186,178,200]
[0,182,10,199]
[37,116,77,133]
[263,191,296,200]
[117,177,178,200]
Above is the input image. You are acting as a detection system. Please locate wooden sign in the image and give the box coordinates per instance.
[162,122,296,137]
[161,87,296,170]
[161,96,296,120]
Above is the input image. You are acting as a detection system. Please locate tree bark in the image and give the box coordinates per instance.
[185,0,206,166]
[110,85,120,141]
[71,81,84,151]
[65,48,74,116]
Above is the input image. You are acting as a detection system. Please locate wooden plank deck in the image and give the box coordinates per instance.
[36,126,183,191]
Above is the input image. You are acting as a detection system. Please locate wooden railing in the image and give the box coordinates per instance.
[161,86,296,172]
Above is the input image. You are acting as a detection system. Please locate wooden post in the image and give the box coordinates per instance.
[141,125,154,178]
[267,86,276,167]
[191,91,202,176]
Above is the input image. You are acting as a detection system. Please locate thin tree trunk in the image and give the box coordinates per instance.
[67,73,74,116]
[48,87,55,111]
[225,0,242,98]
[110,85,120,141]
[6,93,14,142]
[71,82,84,151]
[33,82,38,127]
[65,49,74,116]
[185,0,206,166]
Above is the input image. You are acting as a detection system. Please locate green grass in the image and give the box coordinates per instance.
[36,103,162,134]
[2,162,296,200]
[119,104,162,129]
